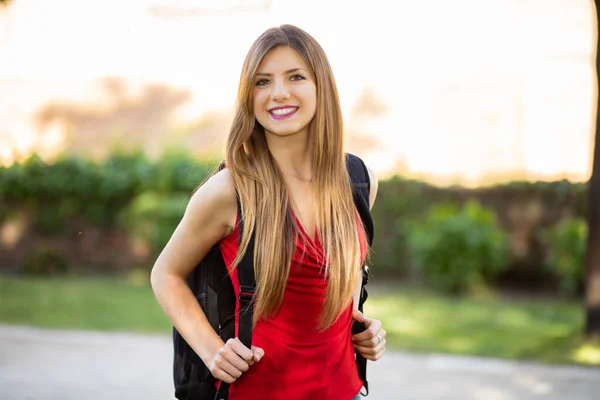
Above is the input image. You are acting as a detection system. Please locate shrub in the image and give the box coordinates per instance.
[408,200,509,294]
[151,149,216,193]
[369,177,445,276]
[21,248,69,276]
[120,192,191,257]
[543,218,587,295]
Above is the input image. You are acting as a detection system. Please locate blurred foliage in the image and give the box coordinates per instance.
[119,149,216,253]
[369,176,586,285]
[0,150,215,203]
[21,247,69,277]
[543,218,588,296]
[408,201,509,294]
[0,151,589,292]
[120,192,192,253]
[368,176,439,278]
[151,149,215,193]
[0,151,218,275]
[0,152,154,228]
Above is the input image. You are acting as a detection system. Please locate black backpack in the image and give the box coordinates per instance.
[173,153,375,400]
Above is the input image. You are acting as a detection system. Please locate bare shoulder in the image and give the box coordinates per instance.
[364,163,379,210]
[150,168,237,280]
[185,168,237,235]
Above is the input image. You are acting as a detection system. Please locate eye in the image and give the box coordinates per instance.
[290,74,305,81]
[255,79,270,86]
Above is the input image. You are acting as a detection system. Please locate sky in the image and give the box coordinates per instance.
[0,0,596,186]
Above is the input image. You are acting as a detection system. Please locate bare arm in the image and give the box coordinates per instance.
[150,169,260,382]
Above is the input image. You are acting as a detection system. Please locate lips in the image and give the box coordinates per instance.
[268,106,299,120]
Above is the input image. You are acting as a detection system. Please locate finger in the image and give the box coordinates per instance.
[369,346,386,361]
[352,320,382,343]
[214,355,245,380]
[352,309,367,322]
[355,339,386,361]
[354,338,385,355]
[220,342,251,372]
[211,365,237,384]
[355,346,378,360]
[354,344,375,356]
[355,335,379,347]
[354,330,377,346]
[355,335,386,352]
[228,338,255,364]
[251,346,265,362]
[357,327,386,347]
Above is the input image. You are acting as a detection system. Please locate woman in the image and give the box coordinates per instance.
[151,24,386,400]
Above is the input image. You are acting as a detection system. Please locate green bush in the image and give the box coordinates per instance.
[408,200,509,294]
[0,151,217,228]
[151,149,216,193]
[121,192,192,257]
[0,150,588,283]
[543,218,587,295]
[369,176,447,276]
[22,248,69,276]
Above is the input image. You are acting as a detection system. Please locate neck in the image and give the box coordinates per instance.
[265,129,313,180]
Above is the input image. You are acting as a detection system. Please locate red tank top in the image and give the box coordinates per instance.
[219,210,367,400]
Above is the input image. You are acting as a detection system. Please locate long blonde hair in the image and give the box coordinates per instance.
[225,24,365,330]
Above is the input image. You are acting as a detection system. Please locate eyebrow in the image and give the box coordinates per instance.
[255,68,305,77]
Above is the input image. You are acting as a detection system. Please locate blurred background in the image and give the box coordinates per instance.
[0,0,596,185]
[1,0,600,399]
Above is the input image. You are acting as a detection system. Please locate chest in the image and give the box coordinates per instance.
[287,182,317,243]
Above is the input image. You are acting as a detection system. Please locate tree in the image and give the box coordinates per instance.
[586,0,600,336]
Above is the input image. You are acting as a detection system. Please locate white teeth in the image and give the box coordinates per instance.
[271,107,297,116]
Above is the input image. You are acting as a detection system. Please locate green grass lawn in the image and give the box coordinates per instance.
[365,283,600,366]
[0,274,172,333]
[1,274,599,366]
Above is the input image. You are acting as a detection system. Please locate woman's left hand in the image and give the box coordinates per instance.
[351,309,386,361]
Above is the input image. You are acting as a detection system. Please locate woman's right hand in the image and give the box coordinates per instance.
[207,338,264,383]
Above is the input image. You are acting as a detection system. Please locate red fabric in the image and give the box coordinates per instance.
[219,210,367,400]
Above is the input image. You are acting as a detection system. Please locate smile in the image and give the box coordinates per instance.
[269,106,299,120]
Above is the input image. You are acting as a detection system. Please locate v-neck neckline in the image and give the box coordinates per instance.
[291,209,318,248]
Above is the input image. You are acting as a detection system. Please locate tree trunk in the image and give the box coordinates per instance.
[585,0,600,335]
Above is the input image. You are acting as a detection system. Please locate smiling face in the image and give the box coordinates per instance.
[252,46,317,139]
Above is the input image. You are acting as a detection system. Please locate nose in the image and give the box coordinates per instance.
[271,78,290,101]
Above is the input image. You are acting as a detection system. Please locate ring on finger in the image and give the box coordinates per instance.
[376,334,382,345]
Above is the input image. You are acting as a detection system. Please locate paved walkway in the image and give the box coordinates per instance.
[0,325,598,400]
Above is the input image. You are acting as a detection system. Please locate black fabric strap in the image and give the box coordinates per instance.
[346,154,374,245]
[215,193,256,400]
[346,153,372,396]
[354,265,370,396]
[236,194,257,349]
[214,384,229,400]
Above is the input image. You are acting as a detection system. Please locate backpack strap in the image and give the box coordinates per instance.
[216,162,257,348]
[214,192,256,400]
[346,153,373,396]
[235,193,257,350]
[346,153,374,245]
